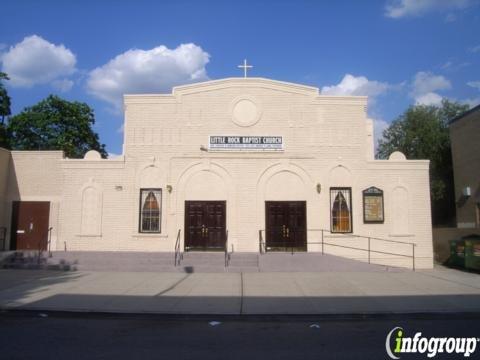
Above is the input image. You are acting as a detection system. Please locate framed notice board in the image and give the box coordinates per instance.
[363,187,384,223]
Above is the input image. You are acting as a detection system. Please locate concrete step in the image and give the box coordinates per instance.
[182,252,225,258]
[1,251,49,269]
[182,252,226,266]
[0,250,405,273]
[177,265,227,273]
[50,251,175,261]
[3,262,73,271]
[228,253,259,267]
[226,266,259,273]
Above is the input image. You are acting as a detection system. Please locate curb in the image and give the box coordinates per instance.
[2,308,480,321]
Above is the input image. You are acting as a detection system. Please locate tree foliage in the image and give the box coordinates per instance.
[0,72,11,123]
[377,99,469,225]
[0,72,11,148]
[7,95,107,158]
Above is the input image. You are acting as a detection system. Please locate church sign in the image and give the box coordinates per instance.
[208,136,284,151]
[363,187,384,223]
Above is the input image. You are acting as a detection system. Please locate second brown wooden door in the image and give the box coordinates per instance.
[265,201,307,251]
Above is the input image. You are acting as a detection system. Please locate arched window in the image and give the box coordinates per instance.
[139,189,161,233]
[392,187,409,235]
[81,186,102,235]
[330,188,352,233]
[81,188,97,235]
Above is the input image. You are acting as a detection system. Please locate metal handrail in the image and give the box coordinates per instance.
[313,229,416,246]
[36,227,54,260]
[259,228,417,271]
[0,227,6,251]
[314,228,416,270]
[47,227,53,257]
[259,230,266,254]
[224,230,229,267]
[174,229,182,266]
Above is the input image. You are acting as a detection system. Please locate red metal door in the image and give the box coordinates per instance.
[11,201,50,250]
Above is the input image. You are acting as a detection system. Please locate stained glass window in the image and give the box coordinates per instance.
[330,188,352,233]
[139,189,161,233]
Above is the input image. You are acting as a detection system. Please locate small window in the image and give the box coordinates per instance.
[139,189,161,233]
[330,188,352,233]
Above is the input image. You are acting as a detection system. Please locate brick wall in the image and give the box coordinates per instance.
[2,78,434,268]
[0,148,10,244]
[450,109,480,228]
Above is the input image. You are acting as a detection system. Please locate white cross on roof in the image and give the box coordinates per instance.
[238,59,253,78]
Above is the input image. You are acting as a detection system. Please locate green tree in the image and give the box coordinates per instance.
[0,72,11,124]
[0,72,11,148]
[7,95,107,158]
[377,99,469,226]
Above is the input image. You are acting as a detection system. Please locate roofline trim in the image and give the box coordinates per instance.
[172,77,319,94]
[449,103,480,125]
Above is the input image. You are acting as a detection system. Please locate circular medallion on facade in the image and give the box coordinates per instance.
[231,96,261,127]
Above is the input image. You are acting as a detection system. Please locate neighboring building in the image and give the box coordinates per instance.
[449,104,480,229]
[0,148,9,250]
[0,77,434,268]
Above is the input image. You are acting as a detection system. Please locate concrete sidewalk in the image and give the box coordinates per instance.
[0,266,479,315]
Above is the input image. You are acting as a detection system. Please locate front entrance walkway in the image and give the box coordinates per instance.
[0,266,479,315]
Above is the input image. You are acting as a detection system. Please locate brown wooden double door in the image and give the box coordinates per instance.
[185,201,226,251]
[265,201,307,251]
[11,201,50,250]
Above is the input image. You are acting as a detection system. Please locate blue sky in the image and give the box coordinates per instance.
[1,0,479,155]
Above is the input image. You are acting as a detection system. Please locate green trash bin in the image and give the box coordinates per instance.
[449,239,465,268]
[464,234,480,271]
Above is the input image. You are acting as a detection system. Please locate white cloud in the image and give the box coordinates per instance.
[108,152,121,159]
[415,92,444,106]
[445,13,457,22]
[467,81,480,90]
[373,118,390,151]
[385,0,472,18]
[412,71,451,94]
[52,78,74,92]
[1,35,76,88]
[468,44,480,53]
[462,97,480,107]
[465,82,480,106]
[440,60,470,71]
[87,43,210,110]
[322,74,392,149]
[321,74,390,99]
[441,61,453,69]
[410,71,451,105]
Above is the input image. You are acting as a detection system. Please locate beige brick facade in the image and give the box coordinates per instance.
[0,77,434,268]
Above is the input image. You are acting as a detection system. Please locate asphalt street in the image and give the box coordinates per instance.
[1,312,479,360]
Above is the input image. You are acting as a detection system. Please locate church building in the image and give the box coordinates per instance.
[0,75,434,269]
